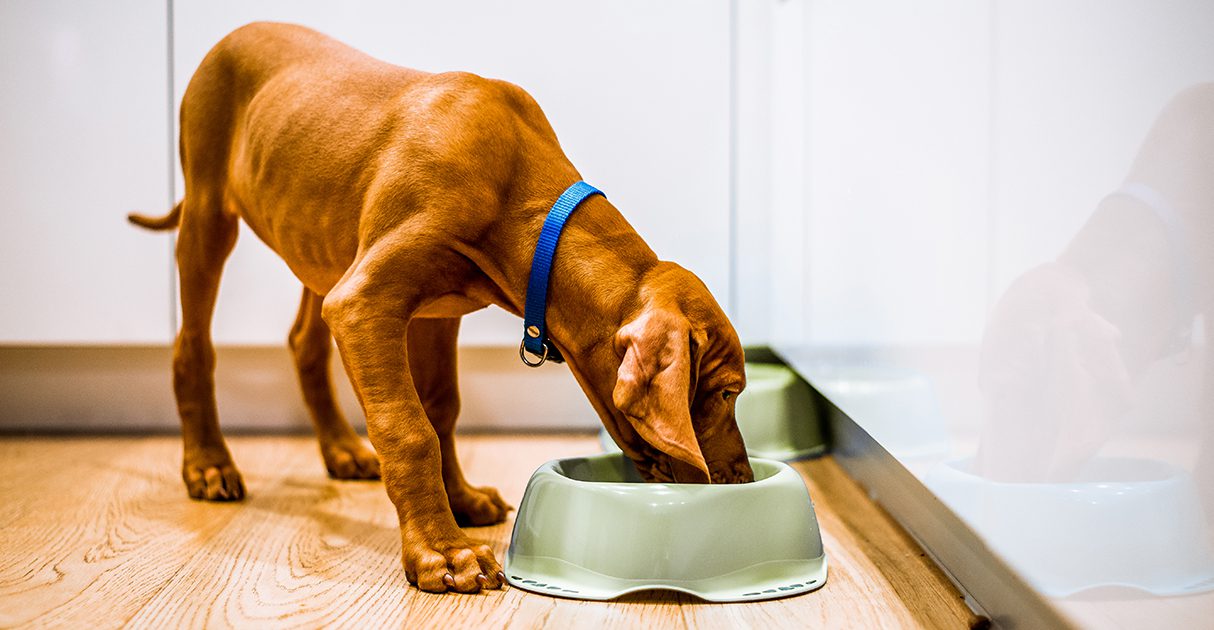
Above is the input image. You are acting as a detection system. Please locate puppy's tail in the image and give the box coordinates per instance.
[127,201,182,231]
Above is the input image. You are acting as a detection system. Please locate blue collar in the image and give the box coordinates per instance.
[519,181,605,367]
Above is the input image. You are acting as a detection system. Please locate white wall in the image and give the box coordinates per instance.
[0,1,743,347]
[170,0,734,345]
[731,0,774,343]
[797,0,991,346]
[765,0,811,347]
[0,0,174,344]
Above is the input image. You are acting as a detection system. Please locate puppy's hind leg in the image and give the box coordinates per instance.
[407,318,511,526]
[173,194,245,501]
[289,287,380,479]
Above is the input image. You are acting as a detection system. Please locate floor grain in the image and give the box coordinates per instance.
[0,435,978,629]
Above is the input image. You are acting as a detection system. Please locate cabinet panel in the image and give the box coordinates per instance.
[0,0,172,343]
[171,1,731,345]
[800,0,990,345]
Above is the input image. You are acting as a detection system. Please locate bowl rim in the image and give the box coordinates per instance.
[541,452,796,491]
[933,456,1191,489]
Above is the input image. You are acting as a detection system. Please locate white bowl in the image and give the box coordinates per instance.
[806,365,949,459]
[925,457,1214,596]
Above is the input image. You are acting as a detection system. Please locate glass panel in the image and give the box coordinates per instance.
[776,1,1214,626]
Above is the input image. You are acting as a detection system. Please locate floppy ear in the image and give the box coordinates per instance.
[612,309,710,481]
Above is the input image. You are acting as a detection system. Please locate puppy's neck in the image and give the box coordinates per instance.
[534,193,658,358]
[464,169,658,359]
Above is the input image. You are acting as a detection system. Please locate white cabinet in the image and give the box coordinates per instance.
[788,0,992,346]
[171,0,733,345]
[0,0,172,344]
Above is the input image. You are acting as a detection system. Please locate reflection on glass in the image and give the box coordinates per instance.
[780,4,1214,624]
[809,365,950,460]
[956,83,1214,596]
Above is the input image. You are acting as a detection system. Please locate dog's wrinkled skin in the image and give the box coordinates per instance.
[129,22,752,594]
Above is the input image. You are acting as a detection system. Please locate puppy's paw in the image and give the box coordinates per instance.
[321,439,381,480]
[448,484,513,527]
[403,536,505,594]
[182,458,246,501]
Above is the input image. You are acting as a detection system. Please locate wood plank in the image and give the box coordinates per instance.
[0,437,309,628]
[791,458,978,629]
[0,435,977,629]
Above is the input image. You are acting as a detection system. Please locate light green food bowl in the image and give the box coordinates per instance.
[599,362,826,461]
[504,453,828,602]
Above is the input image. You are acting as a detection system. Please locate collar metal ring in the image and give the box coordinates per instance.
[519,339,549,368]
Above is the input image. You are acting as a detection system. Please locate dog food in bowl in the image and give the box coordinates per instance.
[504,453,828,601]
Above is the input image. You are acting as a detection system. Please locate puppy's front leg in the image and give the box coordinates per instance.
[323,257,503,594]
[408,317,513,526]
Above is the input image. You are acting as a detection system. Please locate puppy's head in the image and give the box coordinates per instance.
[605,263,753,484]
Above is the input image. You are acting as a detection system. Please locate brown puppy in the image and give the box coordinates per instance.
[130,22,753,594]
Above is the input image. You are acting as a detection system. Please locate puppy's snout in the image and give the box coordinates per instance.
[710,458,755,484]
[669,458,711,484]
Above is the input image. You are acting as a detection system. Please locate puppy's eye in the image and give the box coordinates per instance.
[722,391,735,402]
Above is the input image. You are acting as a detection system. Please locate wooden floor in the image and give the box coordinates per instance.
[0,435,979,629]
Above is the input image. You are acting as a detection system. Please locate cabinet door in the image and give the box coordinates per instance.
[798,1,991,346]
[0,0,172,344]
[172,0,731,345]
